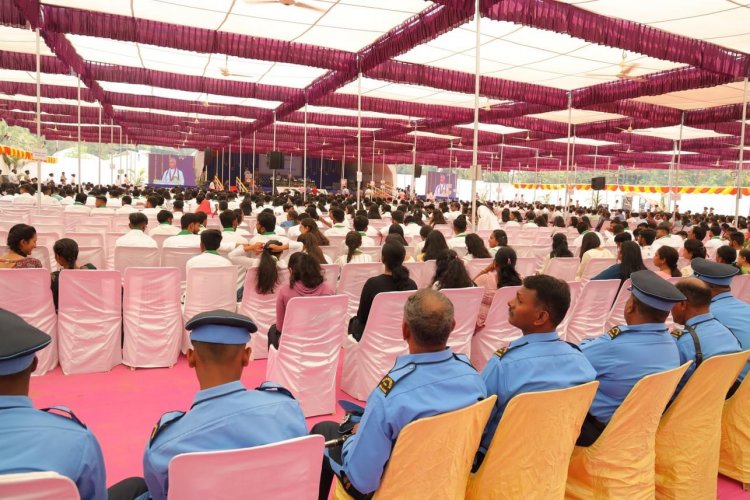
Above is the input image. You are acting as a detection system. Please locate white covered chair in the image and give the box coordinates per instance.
[114,246,160,273]
[167,435,324,500]
[58,270,122,374]
[77,246,106,270]
[30,246,51,270]
[516,257,539,278]
[465,258,494,279]
[238,268,291,360]
[66,232,105,249]
[123,268,183,368]
[0,472,79,500]
[320,263,340,289]
[561,279,621,344]
[733,274,750,305]
[0,269,58,375]
[182,266,237,353]
[404,260,436,289]
[341,290,414,401]
[470,286,522,372]
[337,262,383,318]
[543,257,579,281]
[441,287,484,357]
[320,245,340,263]
[162,247,201,285]
[266,295,348,416]
[605,278,631,331]
[359,246,382,262]
[579,257,617,283]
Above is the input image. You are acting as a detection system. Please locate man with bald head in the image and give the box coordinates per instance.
[312,289,487,499]
[670,277,741,396]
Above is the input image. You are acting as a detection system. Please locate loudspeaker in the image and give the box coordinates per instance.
[267,151,284,170]
[203,147,214,166]
[414,164,422,178]
[591,176,605,191]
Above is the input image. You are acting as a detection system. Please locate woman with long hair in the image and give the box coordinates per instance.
[297,232,331,264]
[335,231,373,266]
[430,209,448,227]
[299,217,330,247]
[418,230,449,262]
[387,223,408,246]
[255,240,285,294]
[432,250,473,289]
[540,232,574,274]
[553,215,566,228]
[415,224,433,256]
[464,233,491,260]
[473,247,523,328]
[269,252,333,349]
[575,232,614,280]
[0,224,41,269]
[680,239,706,277]
[654,245,681,278]
[367,204,382,220]
[50,238,96,310]
[487,229,507,256]
[592,240,646,283]
[348,241,417,341]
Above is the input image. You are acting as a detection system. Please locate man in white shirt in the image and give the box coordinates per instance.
[148,210,181,236]
[704,224,724,252]
[40,186,60,206]
[249,212,289,246]
[218,210,249,251]
[107,190,122,208]
[380,210,407,237]
[403,216,422,237]
[116,195,136,214]
[572,222,605,247]
[353,216,376,247]
[638,228,657,260]
[141,196,161,216]
[651,222,676,251]
[7,169,18,185]
[0,186,15,201]
[446,215,469,249]
[159,156,185,186]
[13,185,36,205]
[251,208,286,237]
[116,213,158,248]
[92,195,116,214]
[186,229,234,272]
[163,213,202,249]
[445,202,462,221]
[325,208,349,236]
[64,193,91,213]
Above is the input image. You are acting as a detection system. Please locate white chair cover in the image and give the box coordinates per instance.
[543,257,579,282]
[167,435,324,500]
[114,246,160,273]
[465,258,494,279]
[732,274,750,304]
[605,278,631,331]
[238,268,290,360]
[123,268,183,368]
[58,270,122,374]
[470,286,522,372]
[66,232,105,249]
[320,245,340,263]
[0,472,79,500]
[0,269,58,375]
[182,266,237,353]
[404,260,436,289]
[359,246,382,262]
[320,263,340,290]
[561,279,621,344]
[162,247,202,284]
[266,295,348,416]
[341,290,414,401]
[557,281,584,335]
[77,246,105,270]
[338,262,383,318]
[516,257,540,278]
[441,287,484,356]
[580,257,617,282]
[30,246,51,270]
[151,233,172,248]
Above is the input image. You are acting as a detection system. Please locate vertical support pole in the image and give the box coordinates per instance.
[735,77,748,225]
[303,101,308,202]
[470,0,481,229]
[563,92,573,213]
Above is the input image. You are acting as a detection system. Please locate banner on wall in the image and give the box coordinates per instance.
[513,183,750,196]
[427,171,457,199]
[149,154,195,187]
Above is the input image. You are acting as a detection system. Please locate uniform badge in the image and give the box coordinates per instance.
[608,327,621,339]
[670,329,684,339]
[494,347,508,358]
[378,375,394,396]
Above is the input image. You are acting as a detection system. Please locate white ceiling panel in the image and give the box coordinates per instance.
[527,108,627,124]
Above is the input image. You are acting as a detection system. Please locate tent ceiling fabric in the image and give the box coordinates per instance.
[1,0,750,171]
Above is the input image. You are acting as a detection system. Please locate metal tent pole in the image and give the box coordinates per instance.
[357,65,362,208]
[35,27,42,208]
[563,92,573,213]
[110,119,114,184]
[735,77,749,225]
[470,0,481,229]
[303,101,308,202]
[98,106,102,186]
[252,131,256,193]
[77,74,82,192]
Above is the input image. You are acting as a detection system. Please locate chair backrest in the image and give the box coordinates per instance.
[655,352,750,499]
[337,262,384,318]
[0,472,79,500]
[543,257,579,282]
[605,278,631,331]
[464,258,493,279]
[733,274,750,305]
[151,233,172,248]
[580,257,616,282]
[167,435,324,500]
[184,266,237,318]
[359,246,382,262]
[441,287,484,356]
[719,370,750,480]
[30,245,51,270]
[74,244,105,270]
[319,245,340,263]
[326,234,346,250]
[562,279,621,344]
[320,263,340,289]
[269,295,349,416]
[238,268,291,359]
[515,257,539,278]
[557,281,583,334]
[468,382,599,499]
[66,232,105,248]
[115,246,160,273]
[403,260,436,289]
[373,396,496,499]
[161,247,201,283]
[470,286,522,372]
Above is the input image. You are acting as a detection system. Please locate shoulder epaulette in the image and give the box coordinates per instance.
[41,406,86,429]
[565,341,582,352]
[149,410,186,448]
[256,382,295,399]
[608,327,622,339]
[452,353,477,371]
[671,329,685,339]
[494,347,508,358]
[378,363,417,396]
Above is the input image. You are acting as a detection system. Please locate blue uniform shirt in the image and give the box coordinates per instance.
[581,323,680,423]
[671,312,741,395]
[337,348,487,494]
[480,332,597,453]
[142,381,307,500]
[0,396,106,500]
[711,291,750,381]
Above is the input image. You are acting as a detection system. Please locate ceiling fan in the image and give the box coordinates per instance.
[586,51,648,82]
[616,121,634,133]
[219,55,256,79]
[243,0,326,13]
[615,145,635,154]
[510,131,542,142]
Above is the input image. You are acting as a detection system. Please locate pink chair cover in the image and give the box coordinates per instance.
[182,266,237,353]
[359,246,382,262]
[544,257,580,282]
[114,246,160,273]
[66,232,105,249]
[557,281,584,336]
[167,435,324,500]
[580,257,617,283]
[266,295,349,416]
[470,286,522,372]
[30,246,51,271]
[0,472,79,500]
[58,270,122,374]
[441,287,484,357]
[162,247,201,284]
[77,246,105,270]
[516,257,540,278]
[0,269,58,375]
[123,268,183,368]
[320,263,340,290]
[338,262,384,318]
[238,268,290,360]
[341,290,414,401]
[320,245,340,263]
[606,279,631,332]
[561,279,621,344]
[732,274,750,304]
[465,258,493,279]
[404,260,436,289]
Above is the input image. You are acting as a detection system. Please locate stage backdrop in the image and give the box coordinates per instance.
[427,171,457,199]
[149,154,196,187]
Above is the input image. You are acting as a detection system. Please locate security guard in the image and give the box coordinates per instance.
[312,289,487,499]
[0,309,106,500]
[670,277,741,396]
[109,310,307,500]
[692,258,750,384]
[578,270,683,446]
[480,275,596,460]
